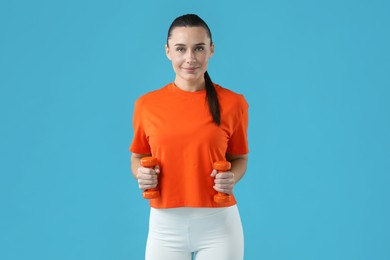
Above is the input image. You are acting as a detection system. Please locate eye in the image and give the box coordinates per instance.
[176,47,185,52]
[195,46,204,51]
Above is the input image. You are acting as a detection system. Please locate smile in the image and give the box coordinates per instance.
[182,67,199,72]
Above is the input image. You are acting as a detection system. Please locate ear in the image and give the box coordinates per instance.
[209,43,215,58]
[165,44,172,60]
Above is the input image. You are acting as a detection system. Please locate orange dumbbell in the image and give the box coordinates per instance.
[140,157,160,199]
[213,160,232,203]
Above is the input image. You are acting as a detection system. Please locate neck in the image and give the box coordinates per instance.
[174,77,205,92]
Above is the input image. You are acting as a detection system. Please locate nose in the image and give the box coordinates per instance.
[185,50,196,63]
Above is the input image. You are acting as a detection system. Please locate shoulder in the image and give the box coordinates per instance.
[214,83,248,109]
[135,83,171,107]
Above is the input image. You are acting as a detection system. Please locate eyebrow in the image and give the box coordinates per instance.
[174,43,207,47]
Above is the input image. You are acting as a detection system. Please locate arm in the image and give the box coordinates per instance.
[226,153,248,184]
[211,153,248,194]
[130,152,150,179]
[131,152,159,190]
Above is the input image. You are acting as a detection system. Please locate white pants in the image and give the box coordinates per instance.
[145,205,244,260]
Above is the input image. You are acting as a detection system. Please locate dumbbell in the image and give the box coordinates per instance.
[213,160,232,203]
[140,157,160,199]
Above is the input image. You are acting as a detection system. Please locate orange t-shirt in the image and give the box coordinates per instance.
[130,82,249,208]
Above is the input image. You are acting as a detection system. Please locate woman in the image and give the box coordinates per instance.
[130,14,249,260]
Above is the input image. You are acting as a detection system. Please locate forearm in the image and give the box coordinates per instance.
[227,154,248,184]
[130,153,151,179]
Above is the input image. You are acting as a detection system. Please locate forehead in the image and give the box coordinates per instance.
[168,26,211,44]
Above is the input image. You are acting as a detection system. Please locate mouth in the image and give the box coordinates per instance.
[182,67,199,72]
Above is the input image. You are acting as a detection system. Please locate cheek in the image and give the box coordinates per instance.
[171,55,184,67]
[198,53,210,64]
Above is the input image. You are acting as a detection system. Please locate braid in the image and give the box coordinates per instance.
[204,71,221,126]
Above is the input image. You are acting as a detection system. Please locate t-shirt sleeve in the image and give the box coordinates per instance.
[129,98,151,154]
[226,95,249,155]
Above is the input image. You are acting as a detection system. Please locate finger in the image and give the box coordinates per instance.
[215,171,234,179]
[214,178,235,184]
[214,179,235,192]
[138,179,158,190]
[137,172,158,180]
[139,183,158,190]
[214,172,235,184]
[210,169,218,177]
[154,165,160,174]
[214,181,234,189]
[138,167,157,175]
[213,185,233,194]
[138,178,158,185]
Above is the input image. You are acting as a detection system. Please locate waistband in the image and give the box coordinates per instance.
[150,205,238,220]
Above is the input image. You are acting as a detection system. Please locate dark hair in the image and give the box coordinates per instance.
[167,14,221,126]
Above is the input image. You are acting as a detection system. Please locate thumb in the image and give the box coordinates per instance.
[154,165,160,174]
[210,169,218,177]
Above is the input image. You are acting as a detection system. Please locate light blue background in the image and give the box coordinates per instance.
[1,0,389,259]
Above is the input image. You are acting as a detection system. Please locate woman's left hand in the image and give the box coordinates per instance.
[210,170,235,194]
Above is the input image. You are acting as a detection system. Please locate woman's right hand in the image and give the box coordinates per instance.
[136,165,160,190]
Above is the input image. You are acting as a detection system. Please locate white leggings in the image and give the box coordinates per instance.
[145,205,244,260]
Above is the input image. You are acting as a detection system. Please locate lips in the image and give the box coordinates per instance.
[182,67,199,72]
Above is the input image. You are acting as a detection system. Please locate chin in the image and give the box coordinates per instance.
[180,73,201,81]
